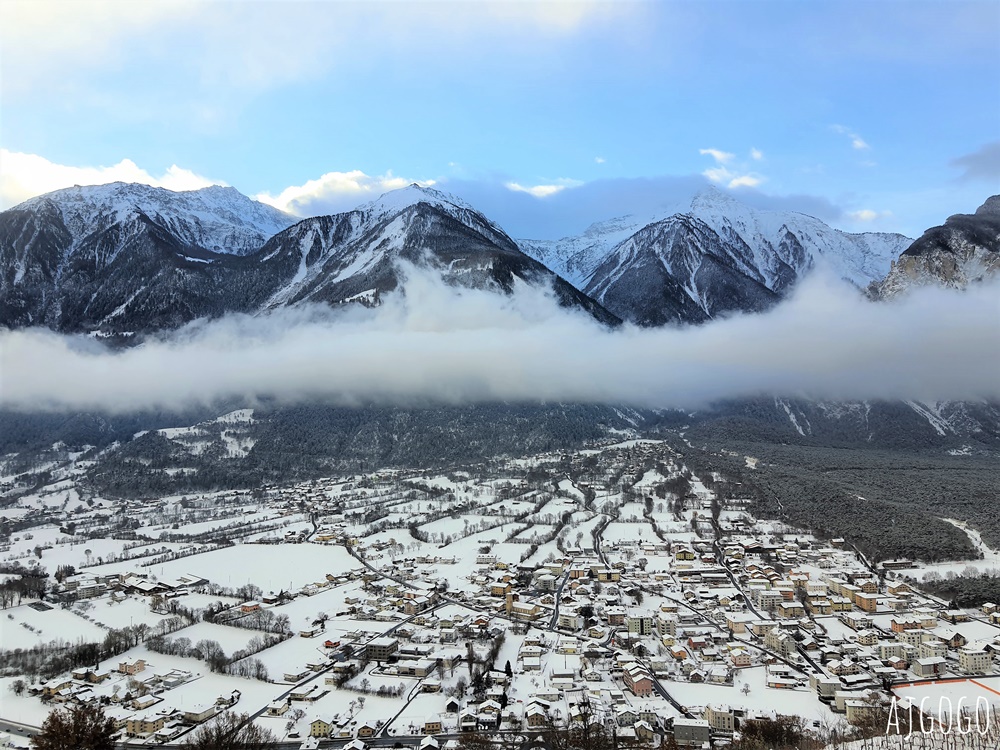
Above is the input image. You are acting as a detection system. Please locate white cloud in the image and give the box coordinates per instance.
[0,150,222,209]
[750,147,764,161]
[832,124,871,151]
[1,1,639,99]
[3,270,997,412]
[699,148,764,189]
[255,170,436,216]
[0,0,206,96]
[595,156,606,164]
[727,174,764,189]
[699,148,735,164]
[504,179,584,199]
[847,209,892,222]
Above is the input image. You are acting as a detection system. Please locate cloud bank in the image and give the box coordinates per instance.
[0,150,222,210]
[2,271,997,414]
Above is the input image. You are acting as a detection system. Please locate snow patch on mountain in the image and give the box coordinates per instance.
[520,187,912,326]
[905,400,952,436]
[521,187,911,291]
[16,182,296,256]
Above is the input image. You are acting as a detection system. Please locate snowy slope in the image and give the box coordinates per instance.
[256,184,618,323]
[520,187,912,325]
[0,184,298,333]
[14,182,296,256]
[0,182,617,333]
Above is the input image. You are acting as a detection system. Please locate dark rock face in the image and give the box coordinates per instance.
[877,195,1000,298]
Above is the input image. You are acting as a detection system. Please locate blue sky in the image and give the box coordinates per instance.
[1,0,998,239]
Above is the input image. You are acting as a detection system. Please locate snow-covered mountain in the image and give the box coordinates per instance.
[0,183,297,333]
[14,182,296,256]
[875,195,1000,298]
[520,187,913,325]
[0,183,616,335]
[246,184,618,323]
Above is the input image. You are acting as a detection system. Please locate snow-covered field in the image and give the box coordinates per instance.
[90,542,359,591]
[0,603,106,649]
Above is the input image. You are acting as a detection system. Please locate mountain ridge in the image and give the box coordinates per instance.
[2,181,995,337]
[519,187,913,325]
[0,182,619,335]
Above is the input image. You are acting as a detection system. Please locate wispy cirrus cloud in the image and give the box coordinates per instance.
[832,124,871,151]
[0,149,222,209]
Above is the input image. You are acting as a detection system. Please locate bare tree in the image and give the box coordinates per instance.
[182,711,278,749]
[31,702,115,750]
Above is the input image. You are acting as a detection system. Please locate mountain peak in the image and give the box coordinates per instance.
[975,195,1000,217]
[359,183,477,220]
[6,181,296,258]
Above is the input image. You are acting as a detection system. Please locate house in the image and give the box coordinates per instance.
[959,647,992,675]
[424,717,443,735]
[891,617,921,633]
[510,602,543,621]
[623,662,653,697]
[725,613,753,634]
[855,592,880,613]
[183,704,217,724]
[358,723,377,738]
[765,628,798,657]
[704,704,735,733]
[777,601,806,619]
[490,580,512,597]
[616,707,638,726]
[266,701,289,716]
[558,609,583,631]
[118,658,146,675]
[310,719,332,738]
[126,715,166,737]
[673,718,711,746]
[912,656,947,678]
[366,637,399,661]
[627,614,655,636]
[70,668,108,684]
[935,628,968,649]
[729,648,751,668]
[526,704,548,727]
[289,684,322,702]
[846,699,879,725]
[459,710,479,732]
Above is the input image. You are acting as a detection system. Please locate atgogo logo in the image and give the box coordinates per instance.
[886,696,994,736]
